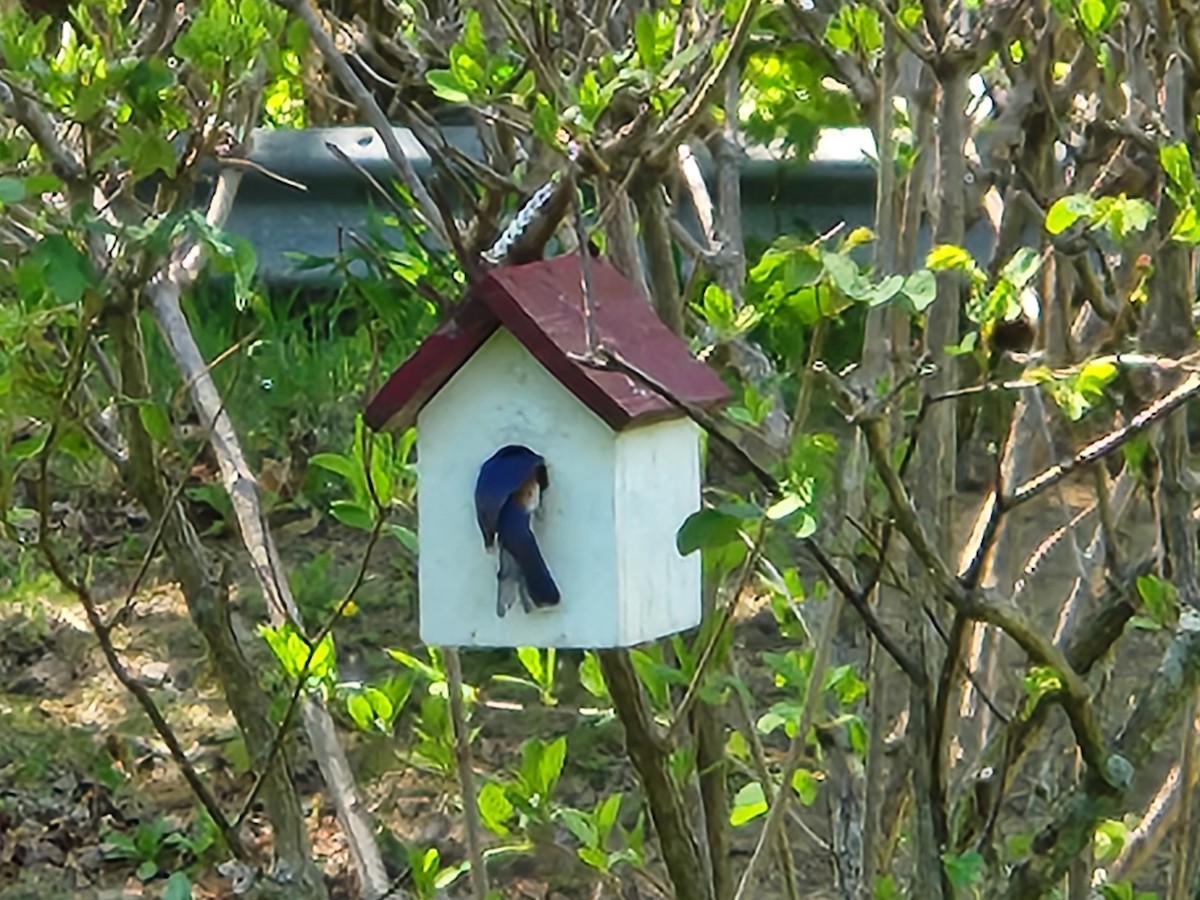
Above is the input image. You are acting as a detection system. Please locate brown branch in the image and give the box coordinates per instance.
[598,650,714,900]
[803,538,927,685]
[1006,372,1200,508]
[860,415,1111,777]
[649,0,762,166]
[0,77,87,185]
[1004,610,1200,899]
[273,0,452,251]
[32,328,245,859]
[445,648,490,900]
[47,546,246,855]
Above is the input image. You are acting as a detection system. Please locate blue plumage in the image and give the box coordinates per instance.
[474,446,560,616]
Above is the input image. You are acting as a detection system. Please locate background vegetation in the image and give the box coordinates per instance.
[3,0,1200,897]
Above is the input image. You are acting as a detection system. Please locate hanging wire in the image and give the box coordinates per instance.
[482,139,582,265]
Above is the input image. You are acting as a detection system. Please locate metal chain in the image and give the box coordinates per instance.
[482,140,581,265]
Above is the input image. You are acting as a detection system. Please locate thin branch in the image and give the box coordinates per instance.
[445,648,490,900]
[236,510,388,826]
[732,592,846,900]
[32,326,244,859]
[666,521,768,744]
[860,0,935,60]
[649,0,762,166]
[1007,371,1200,508]
[273,0,452,251]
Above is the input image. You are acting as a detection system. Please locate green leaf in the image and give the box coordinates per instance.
[730,782,768,826]
[1161,143,1197,197]
[434,861,469,890]
[1079,0,1107,30]
[941,850,983,889]
[387,648,444,682]
[676,508,744,555]
[1094,818,1128,863]
[1097,196,1155,240]
[32,234,98,304]
[346,693,373,731]
[163,872,192,900]
[531,94,559,146]
[10,430,48,461]
[517,647,545,684]
[578,652,608,700]
[136,859,159,881]
[1045,194,1096,235]
[945,332,979,356]
[558,807,598,845]
[538,736,567,796]
[901,270,937,312]
[1172,205,1200,243]
[635,11,658,68]
[308,632,336,680]
[0,176,26,205]
[766,494,803,520]
[138,403,173,445]
[426,69,471,103]
[1001,247,1042,289]
[331,500,375,532]
[791,768,820,805]
[842,226,876,249]
[365,687,395,726]
[578,846,609,871]
[596,793,622,839]
[821,251,862,297]
[387,523,418,554]
[781,247,823,290]
[1021,665,1064,710]
[478,782,513,836]
[925,244,975,272]
[1136,573,1179,626]
[126,128,178,180]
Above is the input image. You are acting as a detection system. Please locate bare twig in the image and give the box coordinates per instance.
[445,648,491,900]
[273,0,451,251]
[1007,372,1200,508]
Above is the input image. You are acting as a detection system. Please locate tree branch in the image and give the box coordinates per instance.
[273,0,452,252]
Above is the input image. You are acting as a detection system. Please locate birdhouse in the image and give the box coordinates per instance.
[364,254,730,649]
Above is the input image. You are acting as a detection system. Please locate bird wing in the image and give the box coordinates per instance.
[474,445,547,547]
[495,495,560,609]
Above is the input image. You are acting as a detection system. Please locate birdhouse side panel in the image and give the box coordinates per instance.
[415,329,622,648]
[613,418,703,646]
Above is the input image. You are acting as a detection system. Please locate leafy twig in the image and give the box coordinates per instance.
[731,591,846,900]
[32,323,245,858]
[235,509,388,827]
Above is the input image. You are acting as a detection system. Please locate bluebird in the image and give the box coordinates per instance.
[474,445,560,617]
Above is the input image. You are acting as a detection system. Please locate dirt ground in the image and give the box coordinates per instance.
[0,463,1184,899]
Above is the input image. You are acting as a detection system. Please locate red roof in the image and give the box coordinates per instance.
[364,254,731,433]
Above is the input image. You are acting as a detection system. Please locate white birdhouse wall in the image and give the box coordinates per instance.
[414,329,703,649]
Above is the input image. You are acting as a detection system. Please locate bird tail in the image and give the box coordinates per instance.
[496,548,534,617]
[496,503,560,612]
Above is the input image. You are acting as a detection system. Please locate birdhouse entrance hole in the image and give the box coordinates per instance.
[474,444,561,620]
